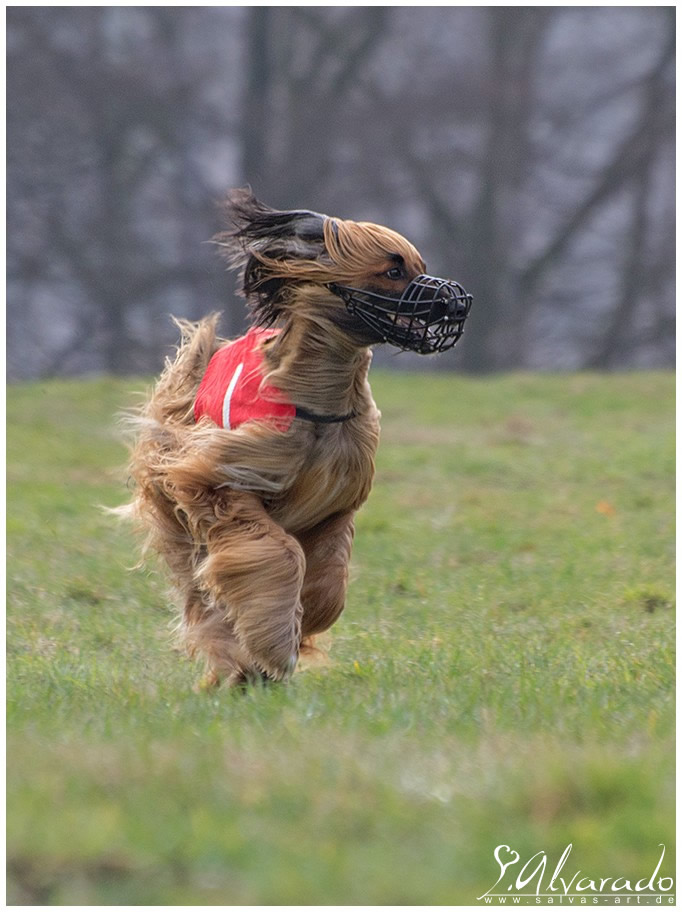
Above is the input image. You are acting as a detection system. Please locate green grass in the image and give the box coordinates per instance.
[7,371,675,904]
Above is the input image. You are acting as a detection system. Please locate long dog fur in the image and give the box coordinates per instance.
[121,189,429,687]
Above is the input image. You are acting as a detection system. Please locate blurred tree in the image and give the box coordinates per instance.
[6,6,675,378]
[584,15,675,367]
[7,7,239,376]
[373,7,675,371]
[241,7,272,189]
[238,7,389,207]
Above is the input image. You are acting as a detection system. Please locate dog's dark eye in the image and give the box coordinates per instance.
[385,266,404,280]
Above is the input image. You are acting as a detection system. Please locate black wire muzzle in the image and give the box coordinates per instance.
[328,274,473,354]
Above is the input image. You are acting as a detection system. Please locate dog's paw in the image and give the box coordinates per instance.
[230,668,271,690]
[194,670,221,692]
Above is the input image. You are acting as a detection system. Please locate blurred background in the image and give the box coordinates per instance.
[7,6,675,379]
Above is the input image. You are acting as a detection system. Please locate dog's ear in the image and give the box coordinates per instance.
[214,189,328,326]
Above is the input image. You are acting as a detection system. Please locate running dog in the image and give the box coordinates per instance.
[121,190,472,687]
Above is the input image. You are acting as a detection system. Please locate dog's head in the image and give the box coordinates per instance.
[214,189,472,354]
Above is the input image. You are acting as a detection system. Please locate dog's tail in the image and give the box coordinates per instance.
[115,314,226,527]
[143,313,225,427]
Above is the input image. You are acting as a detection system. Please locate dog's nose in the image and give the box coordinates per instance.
[450,297,470,320]
[438,284,469,320]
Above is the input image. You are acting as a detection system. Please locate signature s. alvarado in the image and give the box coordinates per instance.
[477,843,674,903]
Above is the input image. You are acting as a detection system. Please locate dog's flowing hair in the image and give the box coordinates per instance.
[120,190,439,687]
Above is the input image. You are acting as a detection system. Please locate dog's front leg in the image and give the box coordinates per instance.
[297,511,355,639]
[197,492,306,683]
[182,590,263,689]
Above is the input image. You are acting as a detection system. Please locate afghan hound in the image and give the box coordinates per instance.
[120,190,472,688]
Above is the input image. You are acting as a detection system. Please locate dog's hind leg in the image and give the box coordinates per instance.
[298,511,355,640]
[196,492,306,682]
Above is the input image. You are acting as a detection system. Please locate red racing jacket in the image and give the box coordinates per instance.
[194,327,296,432]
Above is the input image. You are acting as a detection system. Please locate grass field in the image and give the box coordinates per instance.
[7,370,675,905]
